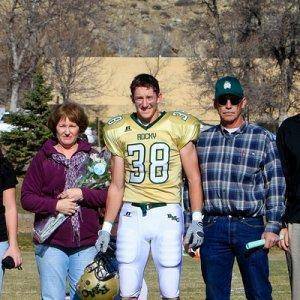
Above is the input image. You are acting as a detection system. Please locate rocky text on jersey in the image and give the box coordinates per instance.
[137,133,157,140]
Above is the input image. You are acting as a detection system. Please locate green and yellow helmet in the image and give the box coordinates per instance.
[76,251,119,300]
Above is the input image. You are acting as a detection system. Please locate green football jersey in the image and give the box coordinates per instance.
[104,111,200,204]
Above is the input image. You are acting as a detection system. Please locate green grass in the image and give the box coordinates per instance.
[143,248,290,300]
[18,233,34,251]
[1,241,290,300]
[16,179,27,214]
[13,182,291,299]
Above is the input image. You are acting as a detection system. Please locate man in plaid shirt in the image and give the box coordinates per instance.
[196,76,285,300]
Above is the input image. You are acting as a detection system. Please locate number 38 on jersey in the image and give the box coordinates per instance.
[127,142,170,184]
[103,111,200,203]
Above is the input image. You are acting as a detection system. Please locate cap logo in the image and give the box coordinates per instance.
[223,81,231,89]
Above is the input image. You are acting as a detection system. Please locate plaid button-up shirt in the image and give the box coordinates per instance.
[196,122,285,234]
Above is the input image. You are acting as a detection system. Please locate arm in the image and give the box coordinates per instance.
[262,136,286,248]
[180,141,203,213]
[263,137,286,234]
[276,125,289,250]
[81,188,107,208]
[21,154,58,214]
[180,142,204,250]
[276,124,290,181]
[3,188,22,267]
[95,155,125,252]
[58,187,108,209]
[104,155,125,223]
[276,125,289,226]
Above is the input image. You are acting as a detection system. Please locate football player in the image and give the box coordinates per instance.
[96,74,204,299]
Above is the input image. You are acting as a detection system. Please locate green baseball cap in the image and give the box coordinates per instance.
[215,76,244,100]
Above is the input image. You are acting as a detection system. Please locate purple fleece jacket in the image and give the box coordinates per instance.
[21,139,107,248]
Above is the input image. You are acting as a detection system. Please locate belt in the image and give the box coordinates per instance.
[131,202,167,216]
[204,214,262,220]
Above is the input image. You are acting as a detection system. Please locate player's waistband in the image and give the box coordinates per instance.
[129,202,167,216]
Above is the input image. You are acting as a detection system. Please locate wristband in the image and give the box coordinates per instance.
[192,211,203,221]
[102,221,113,233]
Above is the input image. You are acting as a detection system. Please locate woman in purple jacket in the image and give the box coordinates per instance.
[21,102,107,300]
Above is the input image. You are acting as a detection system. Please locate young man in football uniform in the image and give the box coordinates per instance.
[96,73,204,299]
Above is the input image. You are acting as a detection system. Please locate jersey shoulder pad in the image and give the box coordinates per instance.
[169,110,200,126]
[104,114,130,131]
[167,111,200,149]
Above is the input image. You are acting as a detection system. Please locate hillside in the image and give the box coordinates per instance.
[95,0,203,57]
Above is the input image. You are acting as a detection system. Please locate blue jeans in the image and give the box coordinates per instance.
[0,241,9,294]
[200,216,272,300]
[35,244,97,300]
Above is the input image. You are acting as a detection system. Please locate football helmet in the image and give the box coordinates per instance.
[76,249,119,300]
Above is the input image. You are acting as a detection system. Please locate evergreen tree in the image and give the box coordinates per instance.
[0,73,53,174]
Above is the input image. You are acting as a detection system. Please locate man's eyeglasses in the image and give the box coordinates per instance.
[216,95,242,106]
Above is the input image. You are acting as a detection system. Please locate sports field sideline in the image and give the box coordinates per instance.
[1,240,290,300]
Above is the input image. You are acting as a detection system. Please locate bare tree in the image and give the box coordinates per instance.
[43,0,108,102]
[145,55,170,78]
[0,0,105,109]
[0,0,54,111]
[259,0,300,123]
[185,0,299,126]
[144,29,173,77]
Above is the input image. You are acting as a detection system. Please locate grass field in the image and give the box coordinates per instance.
[1,237,291,300]
[11,187,291,299]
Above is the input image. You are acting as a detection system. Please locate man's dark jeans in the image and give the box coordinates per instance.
[200,215,272,300]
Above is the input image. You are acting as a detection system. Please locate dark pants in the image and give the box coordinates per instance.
[200,216,272,300]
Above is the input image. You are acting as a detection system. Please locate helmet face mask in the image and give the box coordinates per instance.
[76,252,119,300]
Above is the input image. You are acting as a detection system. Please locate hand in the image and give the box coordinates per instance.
[183,243,200,258]
[3,245,22,268]
[56,198,78,215]
[95,230,111,253]
[278,228,289,251]
[262,231,279,249]
[58,188,83,201]
[184,220,204,250]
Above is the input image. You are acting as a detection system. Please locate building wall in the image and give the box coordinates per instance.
[53,57,220,124]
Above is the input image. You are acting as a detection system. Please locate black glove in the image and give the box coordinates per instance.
[2,256,15,269]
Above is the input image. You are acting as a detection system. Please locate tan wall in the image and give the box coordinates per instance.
[54,57,220,124]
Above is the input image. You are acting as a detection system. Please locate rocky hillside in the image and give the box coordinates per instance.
[94,0,202,56]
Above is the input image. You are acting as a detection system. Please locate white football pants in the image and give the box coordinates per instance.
[116,202,183,298]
